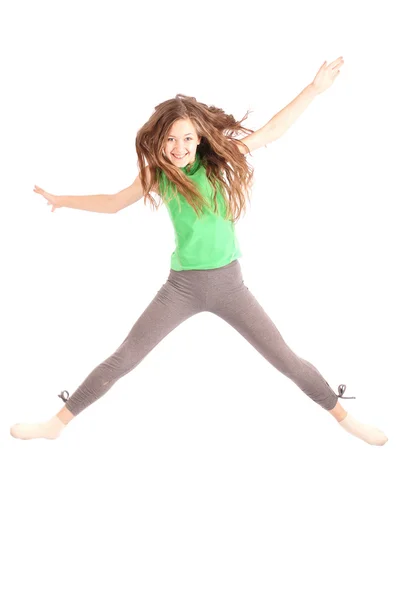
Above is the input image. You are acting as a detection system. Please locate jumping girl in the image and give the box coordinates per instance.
[10,57,388,445]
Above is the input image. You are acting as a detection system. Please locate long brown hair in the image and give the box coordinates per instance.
[135,94,255,223]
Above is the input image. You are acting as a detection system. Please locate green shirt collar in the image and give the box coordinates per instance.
[180,151,201,175]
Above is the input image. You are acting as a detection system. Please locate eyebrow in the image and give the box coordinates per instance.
[168,133,194,137]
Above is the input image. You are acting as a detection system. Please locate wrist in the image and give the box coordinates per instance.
[55,195,66,208]
[308,82,321,97]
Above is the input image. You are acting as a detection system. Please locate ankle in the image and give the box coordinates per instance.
[56,406,75,426]
[328,401,348,422]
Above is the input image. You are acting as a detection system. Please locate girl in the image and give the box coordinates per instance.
[11,58,388,445]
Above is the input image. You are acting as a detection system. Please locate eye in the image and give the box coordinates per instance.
[167,137,192,142]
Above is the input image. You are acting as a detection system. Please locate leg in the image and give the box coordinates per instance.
[207,264,387,445]
[63,276,202,416]
[209,280,339,410]
[56,405,75,425]
[10,274,202,439]
[329,401,348,422]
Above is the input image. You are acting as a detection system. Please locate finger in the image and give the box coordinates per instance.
[329,57,344,69]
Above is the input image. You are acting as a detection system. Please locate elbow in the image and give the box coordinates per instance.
[109,194,120,214]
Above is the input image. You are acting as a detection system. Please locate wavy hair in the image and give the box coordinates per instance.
[135,94,255,223]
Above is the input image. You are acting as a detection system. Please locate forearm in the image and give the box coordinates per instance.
[266,83,318,138]
[57,194,115,213]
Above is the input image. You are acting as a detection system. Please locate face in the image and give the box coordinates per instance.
[164,118,201,167]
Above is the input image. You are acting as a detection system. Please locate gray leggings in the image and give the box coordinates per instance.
[62,259,341,416]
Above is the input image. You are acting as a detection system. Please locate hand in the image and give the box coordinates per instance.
[33,184,63,212]
[311,57,344,94]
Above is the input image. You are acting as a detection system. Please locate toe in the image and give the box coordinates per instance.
[10,424,24,439]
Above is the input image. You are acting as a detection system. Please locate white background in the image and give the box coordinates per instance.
[1,0,400,598]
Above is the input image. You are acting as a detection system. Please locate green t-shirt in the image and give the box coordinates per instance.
[157,152,242,271]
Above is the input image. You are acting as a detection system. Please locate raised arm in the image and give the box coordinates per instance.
[234,57,344,154]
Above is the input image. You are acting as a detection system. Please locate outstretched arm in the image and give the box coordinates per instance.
[235,57,345,154]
